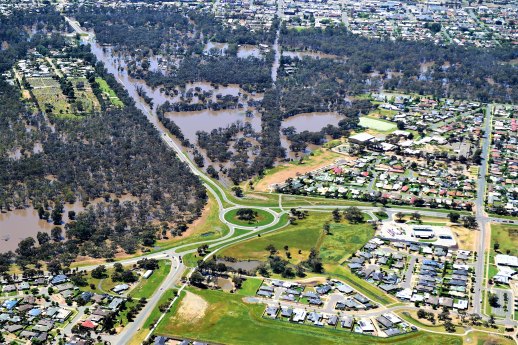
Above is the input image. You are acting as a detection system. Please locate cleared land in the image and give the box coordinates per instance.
[95,77,123,106]
[155,193,230,251]
[252,149,342,192]
[220,213,374,265]
[359,116,397,132]
[491,223,518,257]
[155,287,461,345]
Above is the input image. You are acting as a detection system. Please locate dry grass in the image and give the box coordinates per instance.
[252,149,341,192]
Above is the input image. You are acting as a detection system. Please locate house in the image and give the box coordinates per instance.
[439,297,454,308]
[341,315,354,329]
[18,281,30,290]
[349,132,375,145]
[281,307,293,318]
[336,284,353,294]
[353,294,369,304]
[328,315,338,326]
[81,320,96,329]
[265,305,278,318]
[316,285,331,295]
[376,315,393,329]
[357,318,376,333]
[292,308,306,323]
[51,274,68,285]
[108,297,124,311]
[154,336,168,345]
[112,284,129,294]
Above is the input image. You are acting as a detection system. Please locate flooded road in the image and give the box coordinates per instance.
[91,44,262,143]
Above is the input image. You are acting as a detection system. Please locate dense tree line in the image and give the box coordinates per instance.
[280,25,518,103]
[0,17,206,271]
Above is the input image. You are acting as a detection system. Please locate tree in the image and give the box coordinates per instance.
[395,212,405,222]
[36,231,51,246]
[332,208,342,222]
[114,263,123,273]
[444,320,456,333]
[488,293,499,308]
[323,222,331,235]
[417,309,427,319]
[410,212,421,223]
[265,244,277,255]
[343,207,364,224]
[236,208,258,223]
[187,271,202,286]
[232,186,243,197]
[91,265,107,279]
[448,212,460,223]
[462,215,478,229]
[51,227,63,242]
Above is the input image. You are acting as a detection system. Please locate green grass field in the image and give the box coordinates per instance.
[129,260,171,299]
[236,277,263,296]
[491,223,518,257]
[221,213,374,266]
[154,287,461,345]
[359,116,397,132]
[224,208,275,227]
[95,77,123,107]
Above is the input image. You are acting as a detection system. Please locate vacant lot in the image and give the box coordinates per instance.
[96,77,124,107]
[359,116,397,132]
[129,260,171,299]
[155,287,461,345]
[220,213,374,265]
[491,223,518,257]
[252,149,341,192]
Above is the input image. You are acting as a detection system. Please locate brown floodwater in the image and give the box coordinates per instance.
[280,112,343,158]
[0,195,137,253]
[90,43,263,143]
[0,201,85,253]
[237,45,262,59]
[281,112,343,132]
[282,50,343,60]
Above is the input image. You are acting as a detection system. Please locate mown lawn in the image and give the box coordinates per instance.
[154,287,461,345]
[95,77,123,107]
[220,214,326,263]
[236,277,263,296]
[224,208,275,227]
[129,260,171,299]
[221,213,373,266]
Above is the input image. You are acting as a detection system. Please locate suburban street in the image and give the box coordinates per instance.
[472,104,492,316]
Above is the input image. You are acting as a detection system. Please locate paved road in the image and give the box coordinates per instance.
[473,104,492,316]
[401,255,417,289]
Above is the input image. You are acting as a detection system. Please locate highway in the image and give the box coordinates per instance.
[64,18,516,345]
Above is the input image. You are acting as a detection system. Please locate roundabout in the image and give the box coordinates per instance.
[223,207,277,228]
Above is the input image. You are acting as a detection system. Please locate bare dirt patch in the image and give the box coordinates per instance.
[175,291,208,323]
[254,150,341,192]
[452,225,476,251]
